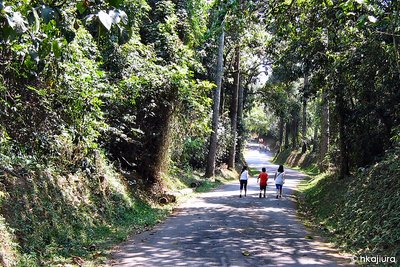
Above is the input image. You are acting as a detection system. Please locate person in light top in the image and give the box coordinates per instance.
[274,165,286,198]
[239,165,249,198]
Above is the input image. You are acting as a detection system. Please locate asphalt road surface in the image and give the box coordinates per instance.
[111,144,353,267]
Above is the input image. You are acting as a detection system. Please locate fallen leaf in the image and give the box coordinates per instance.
[72,256,85,266]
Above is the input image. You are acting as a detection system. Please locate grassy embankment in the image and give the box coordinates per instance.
[0,156,237,267]
[274,148,400,263]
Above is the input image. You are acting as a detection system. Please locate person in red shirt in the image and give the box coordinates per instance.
[257,167,269,198]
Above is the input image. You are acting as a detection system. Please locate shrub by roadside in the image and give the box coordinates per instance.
[0,153,171,267]
[296,148,400,263]
[0,156,238,267]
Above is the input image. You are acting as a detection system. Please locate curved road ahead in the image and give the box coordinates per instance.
[111,144,352,266]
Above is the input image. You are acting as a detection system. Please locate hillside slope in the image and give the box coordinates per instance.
[296,148,400,261]
[0,153,169,266]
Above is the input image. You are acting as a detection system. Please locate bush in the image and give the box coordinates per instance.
[298,147,400,259]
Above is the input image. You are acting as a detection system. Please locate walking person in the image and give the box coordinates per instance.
[239,165,249,198]
[274,165,285,198]
[257,167,269,198]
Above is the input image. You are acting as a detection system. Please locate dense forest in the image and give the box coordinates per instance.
[1,0,399,265]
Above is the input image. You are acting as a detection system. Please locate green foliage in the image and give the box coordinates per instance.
[298,148,400,259]
[180,137,209,169]
[215,113,234,164]
[257,0,400,175]
[57,28,106,150]
[186,0,210,46]
[0,152,170,266]
[246,104,277,138]
[0,215,19,267]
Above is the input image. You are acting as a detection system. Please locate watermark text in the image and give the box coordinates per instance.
[354,255,397,265]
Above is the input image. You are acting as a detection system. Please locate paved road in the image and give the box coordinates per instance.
[111,144,352,266]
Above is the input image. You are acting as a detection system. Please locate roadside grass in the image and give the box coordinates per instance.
[190,167,238,193]
[290,164,320,177]
[273,149,291,165]
[195,178,224,193]
[0,156,238,267]
[248,166,260,176]
[56,167,237,267]
[3,191,172,267]
[296,172,349,239]
[166,165,238,194]
[274,148,319,175]
[40,200,171,267]
[276,147,400,263]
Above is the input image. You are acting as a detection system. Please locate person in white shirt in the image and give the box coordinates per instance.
[274,165,286,198]
[239,165,249,198]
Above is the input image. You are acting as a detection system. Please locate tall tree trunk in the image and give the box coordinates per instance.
[319,89,330,170]
[292,118,298,149]
[338,111,349,178]
[228,46,240,169]
[337,90,349,179]
[236,72,244,160]
[278,116,284,151]
[205,25,225,178]
[301,74,308,153]
[391,2,400,78]
[220,80,225,114]
[137,92,174,192]
[284,121,290,148]
[312,102,319,152]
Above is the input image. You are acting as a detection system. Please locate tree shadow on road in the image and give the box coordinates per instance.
[112,177,353,267]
